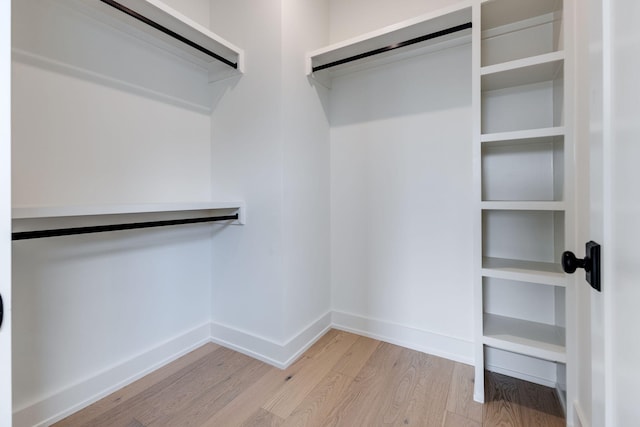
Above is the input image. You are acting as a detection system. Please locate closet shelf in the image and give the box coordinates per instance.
[12,201,245,222]
[481,127,565,143]
[12,202,246,239]
[481,51,564,91]
[306,1,472,86]
[483,313,566,363]
[75,0,244,82]
[481,201,565,211]
[482,257,566,287]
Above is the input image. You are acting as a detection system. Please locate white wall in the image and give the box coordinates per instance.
[329,40,475,360]
[208,0,331,359]
[281,0,331,342]
[161,0,210,28]
[207,0,287,345]
[329,0,467,43]
[11,0,216,424]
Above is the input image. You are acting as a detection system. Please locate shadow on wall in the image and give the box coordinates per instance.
[326,43,472,127]
[12,0,239,113]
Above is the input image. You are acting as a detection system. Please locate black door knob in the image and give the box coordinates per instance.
[561,251,588,274]
[561,241,601,292]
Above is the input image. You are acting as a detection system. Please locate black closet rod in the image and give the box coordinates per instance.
[99,0,238,69]
[312,21,472,73]
[12,214,239,241]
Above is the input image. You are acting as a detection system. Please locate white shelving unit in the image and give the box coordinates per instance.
[473,0,573,409]
[71,0,244,82]
[306,1,472,87]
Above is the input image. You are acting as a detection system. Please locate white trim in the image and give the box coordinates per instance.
[210,311,332,369]
[0,0,11,424]
[12,312,333,427]
[485,363,557,389]
[13,311,570,426]
[331,310,474,365]
[13,322,212,427]
[556,383,567,417]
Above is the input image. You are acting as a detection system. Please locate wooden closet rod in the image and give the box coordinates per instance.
[312,22,472,72]
[99,0,238,69]
[12,214,239,241]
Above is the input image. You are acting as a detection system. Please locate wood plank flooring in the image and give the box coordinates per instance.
[54,330,565,426]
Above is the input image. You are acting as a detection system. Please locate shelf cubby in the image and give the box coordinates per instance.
[482,135,564,202]
[484,276,562,322]
[481,69,564,134]
[481,0,563,67]
[482,209,565,264]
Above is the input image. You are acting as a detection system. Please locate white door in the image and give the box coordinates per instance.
[0,0,12,425]
[586,0,640,425]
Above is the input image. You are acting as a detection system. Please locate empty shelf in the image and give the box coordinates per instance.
[481,201,565,211]
[482,257,566,286]
[481,51,564,91]
[483,313,566,363]
[481,127,565,143]
[12,201,245,219]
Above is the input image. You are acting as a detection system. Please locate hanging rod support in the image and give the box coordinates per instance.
[12,214,239,241]
[99,0,238,69]
[312,22,472,73]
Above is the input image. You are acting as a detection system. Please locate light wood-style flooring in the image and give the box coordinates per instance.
[54,329,565,426]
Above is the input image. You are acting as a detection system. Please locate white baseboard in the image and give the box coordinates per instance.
[13,313,332,427]
[331,310,474,365]
[485,364,557,388]
[13,310,567,427]
[210,311,332,368]
[556,384,567,417]
[13,322,212,427]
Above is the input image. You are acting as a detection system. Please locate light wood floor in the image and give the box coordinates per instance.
[54,329,565,426]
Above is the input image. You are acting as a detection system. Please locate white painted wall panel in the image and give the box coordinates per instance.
[12,228,213,410]
[161,0,210,28]
[208,0,287,342]
[329,0,467,43]
[330,44,474,343]
[208,0,331,345]
[11,0,215,419]
[281,0,332,339]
